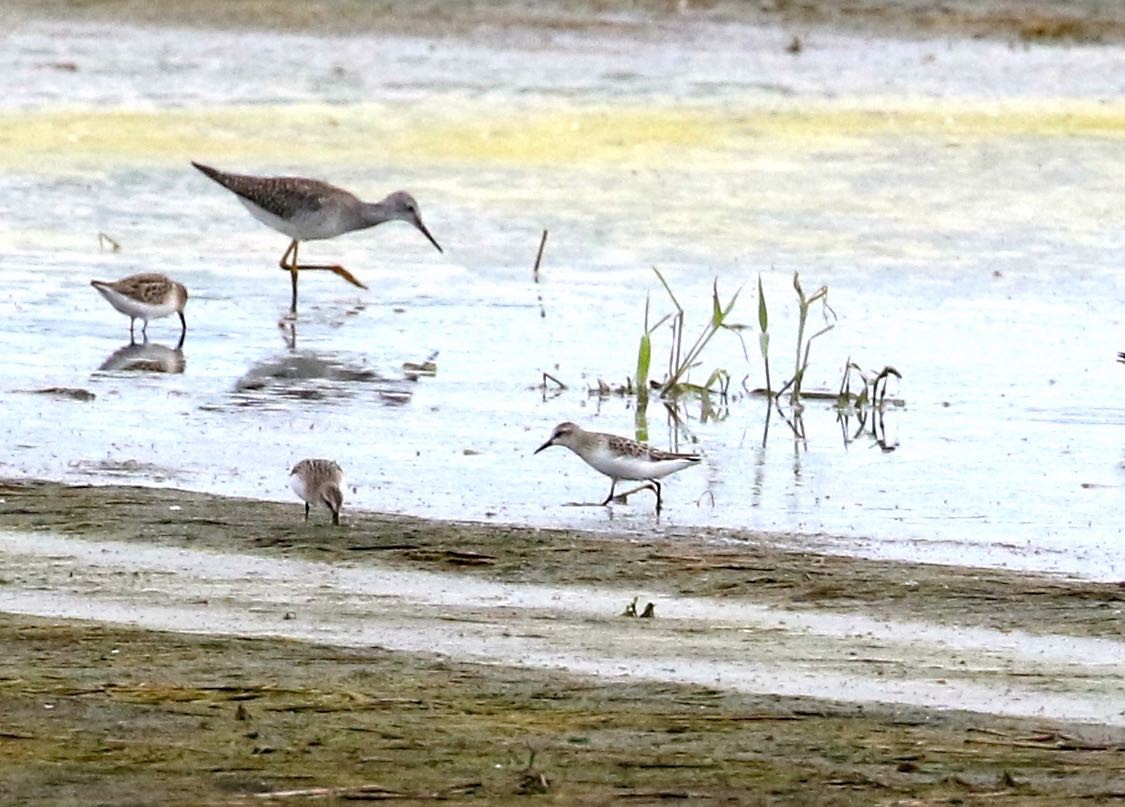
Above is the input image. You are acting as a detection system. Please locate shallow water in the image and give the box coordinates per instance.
[1,15,1124,578]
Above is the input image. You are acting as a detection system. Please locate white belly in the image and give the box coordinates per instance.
[586,446,697,482]
[94,286,176,321]
[289,473,310,503]
[240,198,349,241]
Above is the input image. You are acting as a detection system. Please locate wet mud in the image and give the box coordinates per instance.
[1,480,1123,803]
[7,0,1125,43]
[3,612,1124,806]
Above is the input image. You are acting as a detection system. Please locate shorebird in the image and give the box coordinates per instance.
[289,458,345,526]
[192,162,442,314]
[534,422,701,513]
[90,273,188,340]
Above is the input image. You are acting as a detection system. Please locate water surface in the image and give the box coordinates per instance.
[1,15,1123,578]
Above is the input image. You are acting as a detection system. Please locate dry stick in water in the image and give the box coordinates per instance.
[532,229,548,281]
[533,229,549,318]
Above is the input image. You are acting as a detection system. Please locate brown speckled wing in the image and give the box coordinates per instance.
[112,273,173,304]
[233,176,338,218]
[195,164,347,218]
[295,458,344,485]
[604,434,651,459]
[649,448,701,462]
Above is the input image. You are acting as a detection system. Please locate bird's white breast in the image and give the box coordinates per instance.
[584,445,694,482]
[94,285,177,321]
[240,198,349,241]
[289,472,310,502]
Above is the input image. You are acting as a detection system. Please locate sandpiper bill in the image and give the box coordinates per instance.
[90,272,188,340]
[192,162,442,314]
[534,422,701,513]
[289,458,345,526]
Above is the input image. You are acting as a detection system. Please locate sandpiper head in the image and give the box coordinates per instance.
[385,191,443,254]
[174,282,189,309]
[534,421,582,454]
[322,483,344,526]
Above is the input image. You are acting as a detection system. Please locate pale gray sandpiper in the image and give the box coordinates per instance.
[534,421,702,513]
[191,161,443,315]
[289,458,345,526]
[90,272,188,340]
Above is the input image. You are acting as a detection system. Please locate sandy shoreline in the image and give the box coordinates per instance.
[1,479,1123,801]
[7,0,1125,42]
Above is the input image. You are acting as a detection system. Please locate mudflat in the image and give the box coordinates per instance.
[1,479,1123,804]
[6,0,1125,42]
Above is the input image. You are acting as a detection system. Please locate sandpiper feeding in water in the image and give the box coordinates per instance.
[191,162,442,314]
[534,422,701,513]
[90,272,188,340]
[289,458,345,526]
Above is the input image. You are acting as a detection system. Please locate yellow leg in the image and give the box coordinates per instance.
[276,239,368,293]
[279,240,300,314]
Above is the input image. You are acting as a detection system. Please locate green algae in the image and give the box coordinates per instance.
[2,613,1123,805]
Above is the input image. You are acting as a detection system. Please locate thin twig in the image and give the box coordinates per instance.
[542,372,567,390]
[532,229,548,282]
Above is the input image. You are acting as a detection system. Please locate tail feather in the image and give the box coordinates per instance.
[191,161,223,182]
[651,449,702,463]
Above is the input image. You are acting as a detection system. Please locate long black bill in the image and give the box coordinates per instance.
[533,439,553,455]
[414,216,443,253]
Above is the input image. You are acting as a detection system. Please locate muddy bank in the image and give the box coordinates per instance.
[7,0,1125,42]
[3,613,1124,805]
[1,479,1124,802]
[2,479,1122,640]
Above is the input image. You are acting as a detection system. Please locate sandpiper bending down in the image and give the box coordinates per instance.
[90,272,188,340]
[289,458,345,526]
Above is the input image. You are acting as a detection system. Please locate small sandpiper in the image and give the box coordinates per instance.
[192,161,443,314]
[534,421,701,513]
[90,272,188,340]
[289,458,345,526]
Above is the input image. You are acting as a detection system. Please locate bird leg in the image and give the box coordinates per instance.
[612,482,664,512]
[278,239,368,316]
[280,240,300,314]
[599,479,618,507]
[177,311,187,338]
[304,502,310,522]
[128,317,136,341]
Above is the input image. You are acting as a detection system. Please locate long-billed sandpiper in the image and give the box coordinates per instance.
[90,273,188,340]
[534,422,701,513]
[289,458,345,526]
[192,162,443,314]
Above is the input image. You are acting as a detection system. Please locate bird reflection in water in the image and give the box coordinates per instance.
[98,332,186,374]
[233,321,414,407]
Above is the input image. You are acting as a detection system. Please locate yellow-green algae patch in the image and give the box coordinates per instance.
[3,612,1122,805]
[2,98,1123,173]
